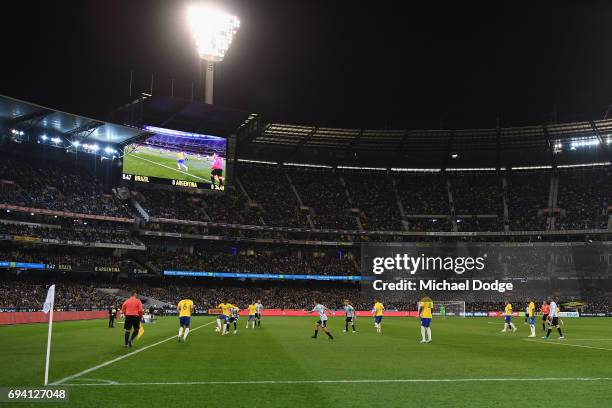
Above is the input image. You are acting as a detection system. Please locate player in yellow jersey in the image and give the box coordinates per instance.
[372,300,385,333]
[177,298,194,343]
[246,302,258,329]
[501,301,517,333]
[527,300,536,337]
[418,296,434,343]
[216,300,238,335]
[176,151,188,171]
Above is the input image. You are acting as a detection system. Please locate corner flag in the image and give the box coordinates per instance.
[43,285,55,314]
[137,324,145,339]
[43,285,55,385]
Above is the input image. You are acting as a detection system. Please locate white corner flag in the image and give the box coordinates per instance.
[43,284,55,386]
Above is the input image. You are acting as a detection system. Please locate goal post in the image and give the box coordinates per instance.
[417,301,466,317]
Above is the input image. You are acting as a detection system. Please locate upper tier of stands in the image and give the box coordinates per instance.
[139,163,612,232]
[0,155,131,219]
[0,153,610,233]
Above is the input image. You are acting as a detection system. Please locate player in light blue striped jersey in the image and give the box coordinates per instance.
[343,299,356,333]
[308,301,334,340]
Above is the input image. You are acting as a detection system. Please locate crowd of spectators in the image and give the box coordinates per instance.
[0,279,121,311]
[238,165,308,227]
[1,277,609,313]
[148,246,358,276]
[0,155,131,218]
[137,188,263,226]
[450,172,503,215]
[0,222,142,246]
[343,172,402,230]
[395,172,449,215]
[506,170,549,231]
[287,168,357,230]
[556,168,611,230]
[1,157,610,234]
[456,216,503,232]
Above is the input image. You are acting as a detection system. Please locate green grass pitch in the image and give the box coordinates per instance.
[1,316,611,407]
[122,146,215,183]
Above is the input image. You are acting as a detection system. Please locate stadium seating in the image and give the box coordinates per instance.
[3,151,610,234]
[556,168,611,230]
[0,154,131,218]
[1,151,612,317]
[147,246,358,276]
[1,275,609,313]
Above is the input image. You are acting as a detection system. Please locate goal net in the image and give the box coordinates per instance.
[417,301,466,317]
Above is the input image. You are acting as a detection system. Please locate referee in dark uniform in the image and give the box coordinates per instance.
[121,292,144,348]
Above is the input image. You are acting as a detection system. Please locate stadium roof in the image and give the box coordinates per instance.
[253,121,612,151]
[240,120,612,168]
[112,95,256,137]
[0,95,148,145]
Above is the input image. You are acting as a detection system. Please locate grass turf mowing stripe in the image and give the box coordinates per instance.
[63,377,612,386]
[50,320,216,386]
[130,154,210,182]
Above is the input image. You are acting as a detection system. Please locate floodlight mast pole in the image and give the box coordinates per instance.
[204,60,215,104]
[188,5,240,105]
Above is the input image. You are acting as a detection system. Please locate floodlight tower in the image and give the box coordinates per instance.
[187,5,240,104]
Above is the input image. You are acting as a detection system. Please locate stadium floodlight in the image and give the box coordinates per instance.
[51,137,61,144]
[90,144,99,152]
[40,135,48,141]
[72,141,80,147]
[104,146,114,154]
[187,4,240,104]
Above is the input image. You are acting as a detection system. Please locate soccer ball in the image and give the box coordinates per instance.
[215,327,220,332]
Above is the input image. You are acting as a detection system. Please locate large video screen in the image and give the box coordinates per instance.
[122,125,227,190]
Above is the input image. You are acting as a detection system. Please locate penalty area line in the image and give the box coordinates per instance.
[63,377,612,387]
[50,320,216,386]
[524,338,612,352]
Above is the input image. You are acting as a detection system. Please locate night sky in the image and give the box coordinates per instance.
[3,0,612,130]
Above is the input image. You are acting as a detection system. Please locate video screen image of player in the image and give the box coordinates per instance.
[122,126,226,188]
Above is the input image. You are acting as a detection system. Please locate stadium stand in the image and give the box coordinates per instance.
[1,95,612,317]
[556,167,611,230]
[1,275,609,313]
[147,245,358,276]
[0,154,132,218]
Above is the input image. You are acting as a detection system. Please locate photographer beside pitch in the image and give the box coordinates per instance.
[121,292,144,348]
[108,304,117,328]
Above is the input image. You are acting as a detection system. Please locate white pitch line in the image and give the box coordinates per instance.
[555,339,612,341]
[524,338,612,352]
[51,320,216,386]
[130,154,210,182]
[63,377,612,387]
